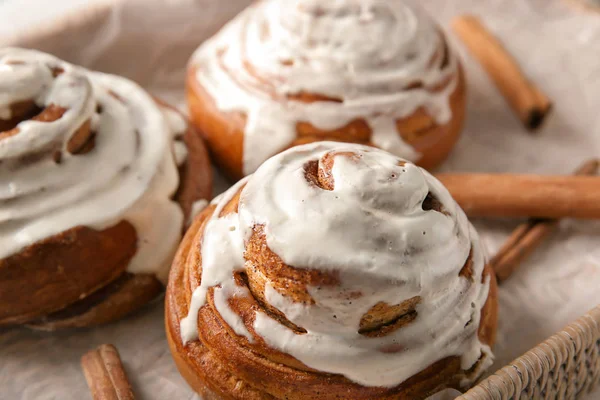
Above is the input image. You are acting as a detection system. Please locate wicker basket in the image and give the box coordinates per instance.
[459,305,600,399]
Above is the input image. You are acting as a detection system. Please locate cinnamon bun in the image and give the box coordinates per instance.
[187,0,466,180]
[166,142,497,399]
[0,48,212,329]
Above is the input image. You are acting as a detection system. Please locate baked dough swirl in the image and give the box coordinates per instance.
[0,48,212,328]
[166,142,497,399]
[187,0,466,179]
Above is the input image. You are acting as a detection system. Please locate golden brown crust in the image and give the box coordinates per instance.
[0,101,213,329]
[478,265,499,347]
[0,222,137,325]
[159,99,213,223]
[165,189,498,400]
[0,100,41,134]
[186,74,246,180]
[178,120,213,220]
[28,273,163,331]
[186,63,466,180]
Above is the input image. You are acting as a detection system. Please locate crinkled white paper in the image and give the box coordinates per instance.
[1,0,600,399]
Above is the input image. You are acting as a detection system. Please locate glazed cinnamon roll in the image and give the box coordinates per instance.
[166,142,497,399]
[187,0,466,180]
[0,48,212,329]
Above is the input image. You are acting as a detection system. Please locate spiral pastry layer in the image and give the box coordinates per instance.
[188,0,465,179]
[166,142,497,399]
[0,48,212,327]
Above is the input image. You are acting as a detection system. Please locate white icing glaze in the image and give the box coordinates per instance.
[173,141,188,167]
[180,178,250,343]
[191,0,459,175]
[163,107,189,167]
[0,48,191,282]
[181,142,492,388]
[189,199,209,224]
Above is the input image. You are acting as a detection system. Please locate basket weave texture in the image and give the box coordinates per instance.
[458,305,600,400]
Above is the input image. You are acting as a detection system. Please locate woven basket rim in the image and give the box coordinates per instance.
[459,304,600,399]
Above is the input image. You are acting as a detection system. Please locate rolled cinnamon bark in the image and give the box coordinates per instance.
[437,174,600,219]
[81,344,135,400]
[452,15,552,130]
[490,160,598,282]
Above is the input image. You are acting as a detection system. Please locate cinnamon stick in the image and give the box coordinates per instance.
[437,173,600,219]
[491,159,599,282]
[81,344,135,400]
[452,15,552,130]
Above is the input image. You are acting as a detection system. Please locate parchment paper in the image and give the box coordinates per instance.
[2,0,600,398]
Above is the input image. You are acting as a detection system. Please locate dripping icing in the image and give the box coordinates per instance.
[191,0,459,175]
[180,142,492,388]
[0,48,193,282]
